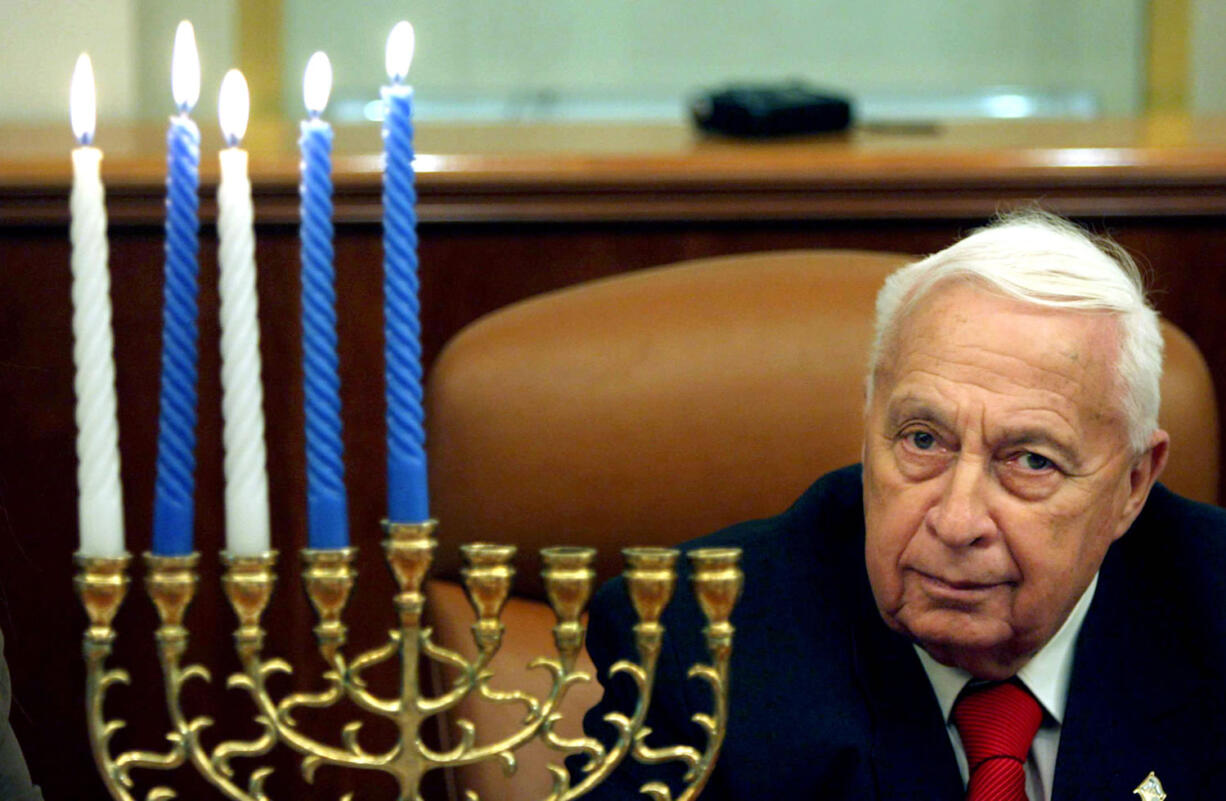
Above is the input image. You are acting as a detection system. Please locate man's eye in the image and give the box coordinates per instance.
[1019,452,1053,471]
[908,431,937,450]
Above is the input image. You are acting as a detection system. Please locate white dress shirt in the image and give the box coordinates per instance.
[915,574,1099,801]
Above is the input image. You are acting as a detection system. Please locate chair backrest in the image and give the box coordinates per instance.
[422,249,1219,800]
[427,249,1219,592]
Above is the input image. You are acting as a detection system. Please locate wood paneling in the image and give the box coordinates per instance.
[11,117,1226,226]
[3,119,1226,800]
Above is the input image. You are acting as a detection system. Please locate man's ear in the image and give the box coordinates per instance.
[1115,429,1170,539]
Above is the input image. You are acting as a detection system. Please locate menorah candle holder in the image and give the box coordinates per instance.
[74,522,743,800]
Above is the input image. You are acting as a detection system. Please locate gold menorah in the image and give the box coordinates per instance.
[74,519,743,801]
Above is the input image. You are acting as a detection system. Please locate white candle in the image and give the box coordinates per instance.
[69,53,126,557]
[216,69,270,555]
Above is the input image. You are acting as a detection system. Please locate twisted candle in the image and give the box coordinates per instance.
[300,51,348,549]
[151,114,201,556]
[69,54,125,557]
[217,69,271,556]
[152,20,202,556]
[382,21,429,523]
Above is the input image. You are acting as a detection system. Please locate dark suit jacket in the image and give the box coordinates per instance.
[574,465,1226,800]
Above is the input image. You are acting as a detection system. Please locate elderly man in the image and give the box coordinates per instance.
[574,213,1226,800]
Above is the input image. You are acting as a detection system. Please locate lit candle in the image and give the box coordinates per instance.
[151,20,202,556]
[382,21,429,523]
[216,69,271,556]
[69,54,125,557]
[299,52,348,549]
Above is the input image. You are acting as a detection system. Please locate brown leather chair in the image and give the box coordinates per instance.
[422,250,1220,800]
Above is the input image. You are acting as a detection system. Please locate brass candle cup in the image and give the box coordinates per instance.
[541,546,597,665]
[383,519,438,627]
[300,547,355,655]
[144,552,200,649]
[222,550,278,657]
[74,552,131,644]
[688,547,744,637]
[622,546,679,627]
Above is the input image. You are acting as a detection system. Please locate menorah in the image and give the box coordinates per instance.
[74,519,744,801]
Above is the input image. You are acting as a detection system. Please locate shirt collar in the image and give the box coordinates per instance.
[915,572,1098,725]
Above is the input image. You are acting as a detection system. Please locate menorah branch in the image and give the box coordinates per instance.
[148,552,278,801]
[640,547,744,801]
[76,552,148,801]
[221,549,394,788]
[436,659,568,769]
[81,529,742,801]
[415,632,486,716]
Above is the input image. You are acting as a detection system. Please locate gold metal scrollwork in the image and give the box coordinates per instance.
[76,528,743,800]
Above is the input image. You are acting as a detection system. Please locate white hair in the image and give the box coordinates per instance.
[868,211,1163,454]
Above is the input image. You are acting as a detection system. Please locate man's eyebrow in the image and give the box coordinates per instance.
[998,428,1082,468]
[884,396,950,429]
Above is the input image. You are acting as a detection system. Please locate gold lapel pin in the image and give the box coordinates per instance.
[1134,771,1166,801]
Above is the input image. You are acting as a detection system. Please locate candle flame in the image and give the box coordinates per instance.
[218,69,250,147]
[171,20,201,113]
[70,53,96,145]
[385,21,415,83]
[303,51,332,117]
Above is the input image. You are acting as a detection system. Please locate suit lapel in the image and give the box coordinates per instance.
[1052,539,1212,801]
[851,569,964,800]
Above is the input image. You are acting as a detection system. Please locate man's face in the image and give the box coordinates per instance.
[862,282,1166,678]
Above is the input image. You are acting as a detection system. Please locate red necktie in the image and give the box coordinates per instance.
[951,681,1043,801]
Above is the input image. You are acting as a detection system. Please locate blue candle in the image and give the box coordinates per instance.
[299,52,348,549]
[151,21,202,556]
[382,21,428,523]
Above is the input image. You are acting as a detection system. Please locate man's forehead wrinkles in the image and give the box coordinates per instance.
[897,348,1120,430]
[909,339,1090,389]
[887,367,1079,413]
[889,390,1077,432]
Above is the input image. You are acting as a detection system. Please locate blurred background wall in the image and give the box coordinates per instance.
[8,0,1225,128]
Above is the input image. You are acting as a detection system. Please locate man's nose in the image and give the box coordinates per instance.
[924,457,997,547]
